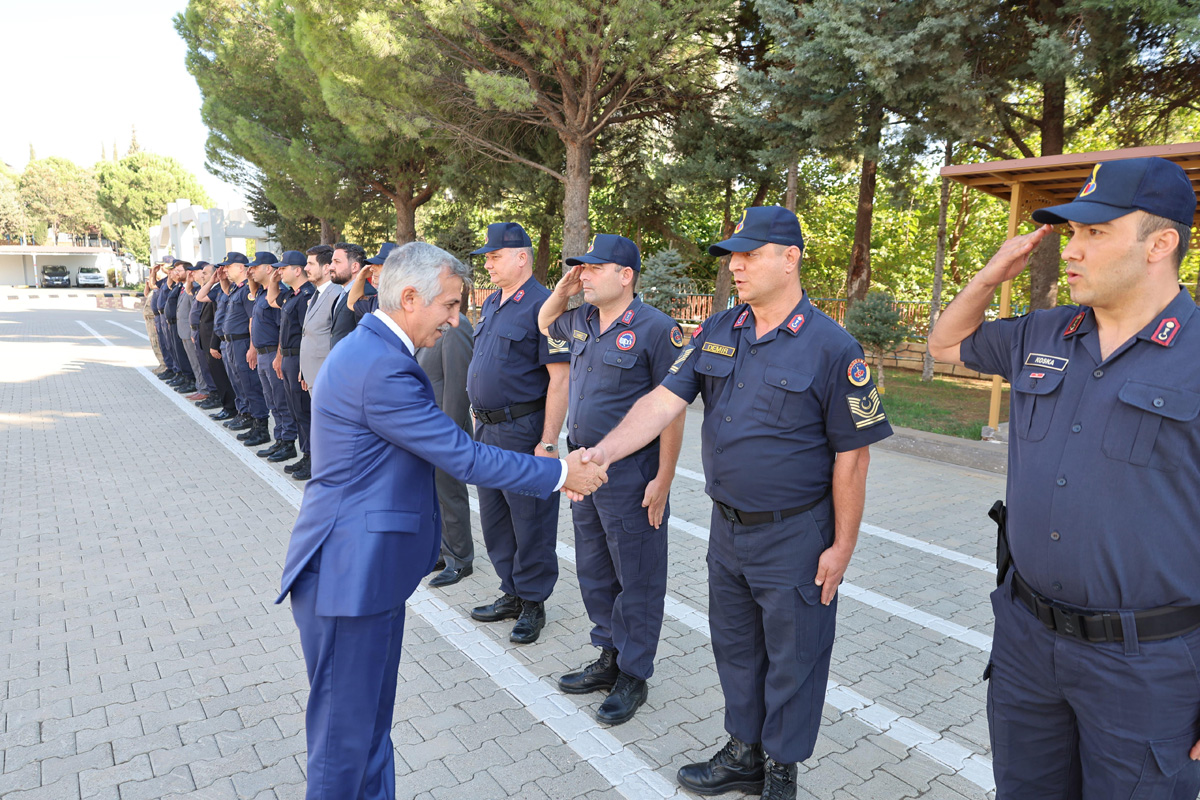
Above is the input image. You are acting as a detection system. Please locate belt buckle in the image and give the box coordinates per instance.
[1050,605,1086,640]
[717,502,739,524]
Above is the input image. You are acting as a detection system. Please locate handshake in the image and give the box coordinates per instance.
[561,446,611,502]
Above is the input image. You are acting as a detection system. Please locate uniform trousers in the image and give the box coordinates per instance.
[257,354,296,441]
[220,341,247,415]
[281,356,311,455]
[473,410,559,602]
[988,571,1200,799]
[191,331,217,395]
[225,338,268,419]
[166,322,193,377]
[706,495,837,764]
[570,447,668,680]
[156,316,179,372]
[290,554,405,800]
[206,342,237,412]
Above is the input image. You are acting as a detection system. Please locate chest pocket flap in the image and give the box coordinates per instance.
[498,324,528,343]
[602,349,638,370]
[763,365,813,393]
[1013,369,1065,395]
[1118,381,1200,421]
[694,354,735,378]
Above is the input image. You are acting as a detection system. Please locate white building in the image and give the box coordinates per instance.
[148,199,279,266]
[0,246,123,287]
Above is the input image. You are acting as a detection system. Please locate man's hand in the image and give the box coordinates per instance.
[976,224,1055,287]
[301,378,308,391]
[642,475,670,528]
[273,351,283,380]
[247,348,258,370]
[814,544,853,606]
[563,448,608,501]
[534,445,555,458]
[554,264,583,298]
[1190,738,1200,761]
[265,267,280,287]
[347,264,376,307]
[579,445,608,467]
[210,348,222,360]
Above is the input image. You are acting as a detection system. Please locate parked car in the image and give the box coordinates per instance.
[76,266,105,288]
[40,266,70,288]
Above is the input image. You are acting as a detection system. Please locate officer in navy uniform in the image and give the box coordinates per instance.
[195,262,236,414]
[929,157,1200,799]
[538,234,687,725]
[581,206,892,800]
[184,262,218,405]
[267,251,315,477]
[163,263,197,394]
[219,251,272,447]
[247,252,297,462]
[467,222,571,644]
[201,263,242,422]
[149,258,181,382]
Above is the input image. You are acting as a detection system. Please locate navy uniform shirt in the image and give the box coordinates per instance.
[961,287,1200,610]
[279,283,312,350]
[251,289,283,348]
[548,295,684,447]
[188,284,204,328]
[224,282,253,335]
[466,276,570,410]
[164,283,183,319]
[152,278,168,315]
[212,286,230,337]
[661,292,893,511]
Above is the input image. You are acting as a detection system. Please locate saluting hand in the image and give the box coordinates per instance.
[554,264,583,297]
[977,224,1054,287]
[642,475,669,528]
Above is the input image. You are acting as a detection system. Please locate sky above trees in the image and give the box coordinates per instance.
[0,0,242,207]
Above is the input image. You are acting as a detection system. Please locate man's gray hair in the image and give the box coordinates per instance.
[378,242,471,312]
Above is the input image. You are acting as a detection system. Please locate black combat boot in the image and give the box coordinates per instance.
[224,413,253,431]
[677,736,765,796]
[291,455,312,480]
[559,647,619,694]
[760,757,797,800]
[509,600,545,644]
[257,438,285,458]
[470,593,522,622]
[241,418,271,447]
[267,440,297,462]
[595,672,647,725]
[210,408,237,421]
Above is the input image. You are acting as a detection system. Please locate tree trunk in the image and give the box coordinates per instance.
[785,161,798,212]
[534,221,552,286]
[875,352,886,394]
[561,138,592,262]
[393,193,417,244]
[711,182,735,317]
[924,142,954,382]
[319,218,340,246]
[1028,77,1067,310]
[847,109,883,304]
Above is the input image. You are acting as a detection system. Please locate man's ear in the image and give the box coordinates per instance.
[1146,226,1181,269]
[400,285,419,312]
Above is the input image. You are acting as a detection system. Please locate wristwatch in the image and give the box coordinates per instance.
[539,441,559,454]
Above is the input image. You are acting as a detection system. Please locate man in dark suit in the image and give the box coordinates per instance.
[276,241,607,800]
[329,242,377,347]
[419,312,476,587]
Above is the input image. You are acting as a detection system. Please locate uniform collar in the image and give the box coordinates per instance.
[1136,287,1196,348]
[732,292,812,339]
[586,294,643,326]
[498,275,538,307]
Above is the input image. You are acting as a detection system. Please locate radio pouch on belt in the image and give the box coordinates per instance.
[988,499,1010,587]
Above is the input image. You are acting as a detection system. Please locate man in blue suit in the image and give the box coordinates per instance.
[276,241,607,800]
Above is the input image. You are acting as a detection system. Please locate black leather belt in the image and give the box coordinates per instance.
[714,490,830,526]
[191,324,200,331]
[567,439,656,458]
[221,333,250,342]
[472,397,546,425]
[1013,569,1200,643]
[280,348,301,357]
[255,345,277,356]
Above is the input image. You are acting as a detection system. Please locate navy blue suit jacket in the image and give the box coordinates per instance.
[277,312,561,616]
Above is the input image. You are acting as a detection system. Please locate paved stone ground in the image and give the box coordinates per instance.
[1,297,1006,799]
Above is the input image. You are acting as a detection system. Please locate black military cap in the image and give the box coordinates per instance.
[247,251,279,267]
[565,234,641,271]
[708,206,805,256]
[217,251,249,267]
[471,222,532,255]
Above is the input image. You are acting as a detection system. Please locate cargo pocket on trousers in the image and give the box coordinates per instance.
[795,580,832,662]
[1131,732,1200,799]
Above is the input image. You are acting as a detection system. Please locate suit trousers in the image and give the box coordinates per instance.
[206,344,237,412]
[191,331,217,395]
[226,338,268,419]
[290,556,406,800]
[473,410,559,602]
[257,356,296,441]
[436,466,473,569]
[220,341,247,415]
[570,448,668,681]
[282,355,311,454]
[707,496,837,764]
[177,326,203,383]
[987,571,1200,799]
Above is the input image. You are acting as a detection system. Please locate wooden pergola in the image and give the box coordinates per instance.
[941,142,1200,434]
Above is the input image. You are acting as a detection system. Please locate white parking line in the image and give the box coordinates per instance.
[78,320,681,800]
[106,319,151,340]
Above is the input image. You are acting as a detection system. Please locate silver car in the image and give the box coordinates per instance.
[76,266,106,288]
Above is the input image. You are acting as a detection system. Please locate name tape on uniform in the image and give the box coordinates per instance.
[701,341,736,357]
[572,329,588,341]
[1023,353,1068,371]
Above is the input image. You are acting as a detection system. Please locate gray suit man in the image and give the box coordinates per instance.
[299,281,343,390]
[418,312,476,587]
